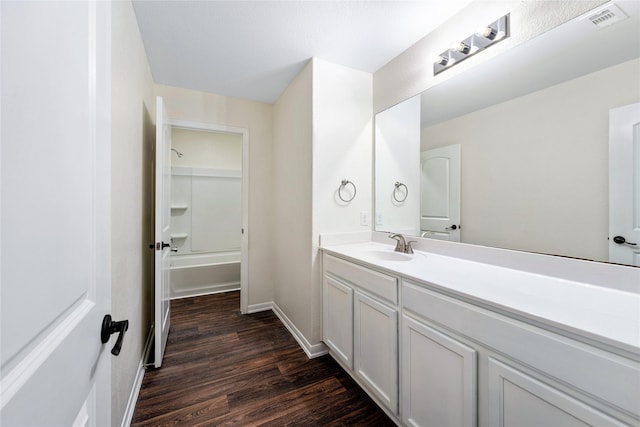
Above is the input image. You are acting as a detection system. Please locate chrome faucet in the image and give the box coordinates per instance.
[389,233,415,254]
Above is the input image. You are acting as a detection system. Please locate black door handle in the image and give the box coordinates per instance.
[149,242,171,250]
[613,236,637,246]
[101,315,129,356]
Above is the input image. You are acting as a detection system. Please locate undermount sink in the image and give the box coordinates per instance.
[363,250,413,262]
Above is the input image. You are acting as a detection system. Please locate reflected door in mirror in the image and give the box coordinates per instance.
[609,102,640,266]
[420,144,461,241]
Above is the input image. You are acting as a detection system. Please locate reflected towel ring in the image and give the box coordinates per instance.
[393,182,408,202]
[338,179,357,202]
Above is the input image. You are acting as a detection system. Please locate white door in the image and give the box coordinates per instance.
[420,145,461,241]
[610,103,640,266]
[154,96,172,368]
[1,1,112,425]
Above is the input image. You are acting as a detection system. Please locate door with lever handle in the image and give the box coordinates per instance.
[101,314,129,356]
[613,236,637,246]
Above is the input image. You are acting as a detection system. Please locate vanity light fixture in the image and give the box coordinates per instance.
[434,13,509,75]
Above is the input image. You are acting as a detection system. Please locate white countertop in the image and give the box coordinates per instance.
[322,241,640,354]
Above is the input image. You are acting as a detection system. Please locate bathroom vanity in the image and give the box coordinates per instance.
[321,240,640,427]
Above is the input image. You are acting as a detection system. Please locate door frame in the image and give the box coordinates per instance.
[168,119,250,313]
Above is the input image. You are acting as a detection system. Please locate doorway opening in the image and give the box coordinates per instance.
[168,121,249,313]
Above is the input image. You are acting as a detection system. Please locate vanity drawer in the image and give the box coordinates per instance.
[324,255,397,304]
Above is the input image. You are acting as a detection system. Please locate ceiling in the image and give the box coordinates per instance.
[132,0,474,103]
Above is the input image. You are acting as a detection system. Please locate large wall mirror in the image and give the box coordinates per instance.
[375,1,640,266]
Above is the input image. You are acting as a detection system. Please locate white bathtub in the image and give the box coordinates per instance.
[170,251,240,299]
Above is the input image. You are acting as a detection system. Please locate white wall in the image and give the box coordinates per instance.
[312,58,373,344]
[171,128,242,170]
[421,58,640,262]
[375,95,421,234]
[110,1,155,424]
[374,0,606,113]
[155,84,274,307]
[272,61,314,345]
[272,58,373,350]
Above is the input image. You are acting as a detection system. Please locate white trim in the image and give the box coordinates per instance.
[0,0,3,404]
[120,329,153,427]
[171,166,241,178]
[72,397,90,427]
[247,301,274,314]
[168,120,247,135]
[239,129,249,315]
[245,301,329,358]
[165,119,250,315]
[170,285,240,301]
[271,302,329,359]
[0,300,95,409]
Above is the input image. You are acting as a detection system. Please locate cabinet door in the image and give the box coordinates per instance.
[354,291,398,414]
[323,276,353,368]
[488,357,627,427]
[402,315,477,427]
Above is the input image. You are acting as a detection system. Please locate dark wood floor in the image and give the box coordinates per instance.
[131,292,395,426]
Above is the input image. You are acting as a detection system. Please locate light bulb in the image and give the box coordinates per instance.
[456,43,471,54]
[477,26,497,40]
[435,55,448,66]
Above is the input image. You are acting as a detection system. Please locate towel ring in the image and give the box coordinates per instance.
[393,182,408,202]
[338,179,357,203]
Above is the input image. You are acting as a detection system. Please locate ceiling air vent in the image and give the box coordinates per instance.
[585,4,628,29]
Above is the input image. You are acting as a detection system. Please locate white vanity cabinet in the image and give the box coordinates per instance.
[322,249,640,427]
[403,280,639,427]
[401,314,477,427]
[487,357,628,427]
[322,254,399,415]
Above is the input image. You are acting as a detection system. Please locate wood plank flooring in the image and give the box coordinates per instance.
[131,292,395,426]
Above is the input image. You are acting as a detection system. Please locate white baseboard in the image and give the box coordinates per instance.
[247,301,273,313]
[270,302,328,359]
[120,329,153,427]
[170,284,240,301]
[247,301,328,358]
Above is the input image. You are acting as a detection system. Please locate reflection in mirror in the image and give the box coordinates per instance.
[420,144,460,242]
[374,1,640,266]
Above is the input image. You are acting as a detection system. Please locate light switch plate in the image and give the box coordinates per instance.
[376,212,383,225]
[360,211,370,226]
